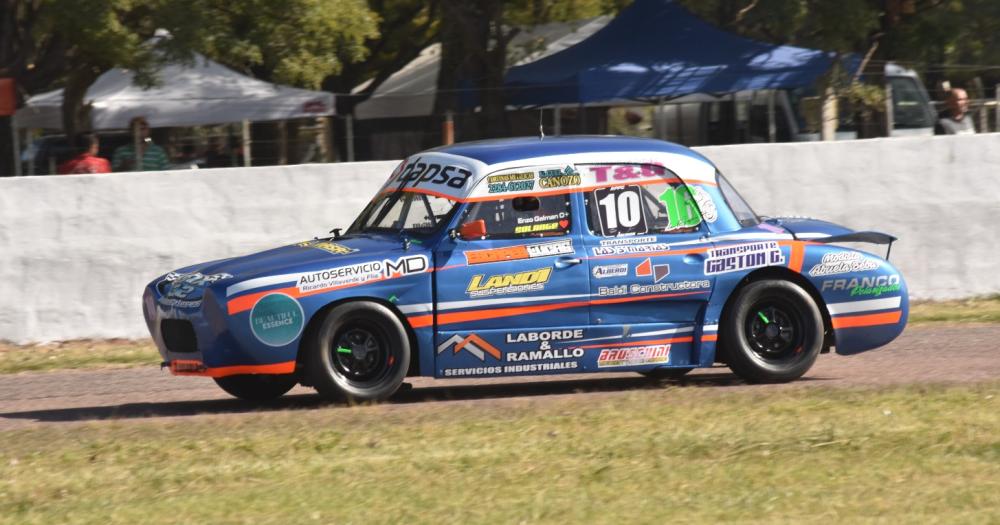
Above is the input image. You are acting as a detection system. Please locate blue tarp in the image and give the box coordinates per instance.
[504,0,841,106]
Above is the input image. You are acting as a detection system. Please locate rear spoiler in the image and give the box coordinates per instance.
[807,231,897,260]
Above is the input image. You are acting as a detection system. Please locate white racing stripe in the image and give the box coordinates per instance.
[572,326,693,343]
[827,297,902,315]
[702,324,719,332]
[226,274,298,297]
[435,293,590,312]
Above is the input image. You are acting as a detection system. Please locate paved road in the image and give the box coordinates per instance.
[1,324,997,431]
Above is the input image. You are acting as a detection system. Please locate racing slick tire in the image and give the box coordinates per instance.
[640,368,693,380]
[306,301,410,402]
[214,374,297,402]
[720,279,823,383]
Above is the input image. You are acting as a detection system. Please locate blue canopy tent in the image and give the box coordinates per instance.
[504,0,848,107]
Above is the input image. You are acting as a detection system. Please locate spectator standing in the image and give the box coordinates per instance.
[936,88,976,135]
[57,133,111,174]
[112,117,169,171]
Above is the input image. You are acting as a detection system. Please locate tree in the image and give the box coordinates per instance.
[0,0,378,174]
[433,0,629,140]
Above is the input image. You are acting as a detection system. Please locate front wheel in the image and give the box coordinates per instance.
[305,301,410,402]
[720,279,823,383]
[214,374,297,401]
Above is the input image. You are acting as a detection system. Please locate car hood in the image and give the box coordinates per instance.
[154,234,431,301]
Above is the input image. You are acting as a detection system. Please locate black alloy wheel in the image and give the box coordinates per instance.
[306,301,410,402]
[721,279,823,383]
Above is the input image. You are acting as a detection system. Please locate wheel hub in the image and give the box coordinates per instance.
[333,327,386,381]
[746,303,802,359]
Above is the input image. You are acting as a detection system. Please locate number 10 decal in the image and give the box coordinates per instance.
[594,185,648,236]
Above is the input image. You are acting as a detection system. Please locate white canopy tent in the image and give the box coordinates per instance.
[351,16,611,120]
[15,53,334,130]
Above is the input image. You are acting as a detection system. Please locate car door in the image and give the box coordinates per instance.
[432,170,590,377]
[578,163,716,369]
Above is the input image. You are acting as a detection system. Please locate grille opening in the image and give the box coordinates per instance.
[161,319,198,353]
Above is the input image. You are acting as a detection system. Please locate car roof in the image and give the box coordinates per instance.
[382,136,720,203]
[427,135,712,167]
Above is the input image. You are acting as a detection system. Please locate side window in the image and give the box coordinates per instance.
[586,181,703,236]
[461,194,571,239]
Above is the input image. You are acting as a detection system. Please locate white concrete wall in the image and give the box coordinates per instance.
[1,134,997,343]
[0,162,395,344]
[701,134,1000,303]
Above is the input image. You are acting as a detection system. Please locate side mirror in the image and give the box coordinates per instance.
[458,219,487,240]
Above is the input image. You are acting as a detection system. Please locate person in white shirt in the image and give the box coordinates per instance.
[936,88,976,135]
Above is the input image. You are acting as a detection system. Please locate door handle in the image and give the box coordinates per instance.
[554,257,582,269]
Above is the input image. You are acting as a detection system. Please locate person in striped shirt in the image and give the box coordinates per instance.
[112,117,169,171]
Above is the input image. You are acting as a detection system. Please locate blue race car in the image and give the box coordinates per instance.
[143,137,908,401]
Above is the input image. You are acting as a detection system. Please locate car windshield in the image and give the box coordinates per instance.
[347,190,460,236]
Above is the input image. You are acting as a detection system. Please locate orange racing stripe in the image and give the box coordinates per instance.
[788,242,805,273]
[831,310,902,329]
[410,291,709,328]
[169,360,296,378]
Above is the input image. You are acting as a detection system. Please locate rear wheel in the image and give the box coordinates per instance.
[721,279,823,383]
[306,302,410,402]
[214,374,297,401]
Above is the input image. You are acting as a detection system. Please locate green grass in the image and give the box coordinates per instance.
[1,382,997,524]
[909,295,1000,324]
[0,340,158,374]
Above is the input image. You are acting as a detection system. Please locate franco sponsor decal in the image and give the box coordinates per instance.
[597,344,671,368]
[593,264,628,279]
[249,293,305,347]
[296,240,357,255]
[822,274,901,297]
[466,267,552,298]
[808,251,880,277]
[297,255,428,293]
[465,239,573,265]
[704,241,785,275]
[537,166,581,189]
[592,243,670,256]
[487,172,535,193]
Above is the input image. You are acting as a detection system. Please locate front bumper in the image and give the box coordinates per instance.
[143,285,298,378]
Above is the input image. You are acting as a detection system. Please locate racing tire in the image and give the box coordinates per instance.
[720,279,823,383]
[306,301,410,403]
[214,374,297,402]
[640,368,693,380]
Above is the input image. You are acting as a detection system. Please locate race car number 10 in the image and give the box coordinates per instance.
[595,186,647,236]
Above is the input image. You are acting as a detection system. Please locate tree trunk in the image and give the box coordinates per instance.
[60,67,101,143]
[434,0,510,143]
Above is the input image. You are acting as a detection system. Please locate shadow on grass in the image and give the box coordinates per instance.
[0,371,832,425]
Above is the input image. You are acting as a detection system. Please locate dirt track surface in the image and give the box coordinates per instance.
[1,324,998,431]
